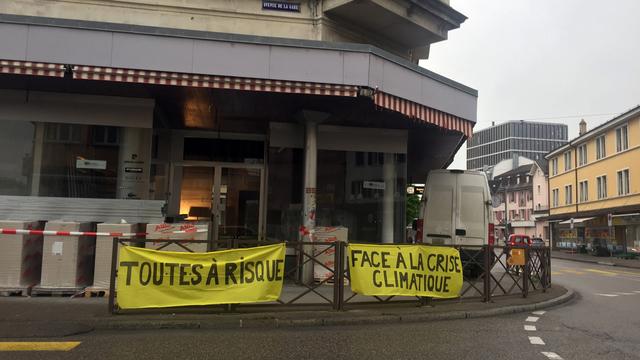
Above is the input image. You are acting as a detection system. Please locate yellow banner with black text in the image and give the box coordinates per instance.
[116,243,286,309]
[348,244,463,298]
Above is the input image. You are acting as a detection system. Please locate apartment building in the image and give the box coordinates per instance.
[546,108,640,254]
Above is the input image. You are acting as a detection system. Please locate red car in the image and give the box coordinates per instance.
[507,234,531,247]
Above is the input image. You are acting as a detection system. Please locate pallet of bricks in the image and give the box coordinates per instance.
[0,221,44,296]
[32,221,95,296]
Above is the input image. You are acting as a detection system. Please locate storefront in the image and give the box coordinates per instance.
[0,17,477,244]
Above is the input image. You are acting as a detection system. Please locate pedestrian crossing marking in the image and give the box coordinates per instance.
[529,336,545,345]
[542,352,564,360]
[0,342,80,351]
[526,316,539,322]
[524,325,537,331]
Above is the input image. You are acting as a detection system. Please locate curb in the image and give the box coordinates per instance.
[551,254,640,269]
[93,288,576,331]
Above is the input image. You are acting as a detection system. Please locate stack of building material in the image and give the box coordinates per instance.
[34,221,95,295]
[0,220,44,296]
[313,226,348,283]
[145,222,209,252]
[87,223,142,296]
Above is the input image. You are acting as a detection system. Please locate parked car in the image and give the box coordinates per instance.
[507,234,531,247]
[531,237,545,247]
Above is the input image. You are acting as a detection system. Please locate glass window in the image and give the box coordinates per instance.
[597,176,607,199]
[0,120,35,196]
[564,151,572,171]
[565,185,572,205]
[267,148,303,242]
[617,169,630,196]
[579,181,588,202]
[596,136,606,159]
[616,125,628,152]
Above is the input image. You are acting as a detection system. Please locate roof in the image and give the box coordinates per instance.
[494,164,535,179]
[546,104,640,158]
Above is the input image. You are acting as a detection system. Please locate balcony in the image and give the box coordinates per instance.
[323,0,467,60]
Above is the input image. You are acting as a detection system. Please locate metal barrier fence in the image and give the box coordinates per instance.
[108,239,551,313]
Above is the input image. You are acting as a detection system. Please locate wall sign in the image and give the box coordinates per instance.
[262,1,301,12]
[76,159,107,170]
[364,181,385,190]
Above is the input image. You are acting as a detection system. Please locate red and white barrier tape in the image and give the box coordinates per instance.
[0,228,207,237]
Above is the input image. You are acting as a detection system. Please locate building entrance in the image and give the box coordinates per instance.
[173,162,264,242]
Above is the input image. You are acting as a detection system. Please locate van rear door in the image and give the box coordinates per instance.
[423,172,454,245]
[455,173,487,246]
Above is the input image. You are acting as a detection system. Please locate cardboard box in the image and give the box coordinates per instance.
[40,222,95,289]
[0,220,43,289]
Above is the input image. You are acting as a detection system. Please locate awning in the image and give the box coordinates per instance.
[559,217,594,225]
[1,59,473,136]
[0,60,65,77]
[72,65,359,97]
[373,91,474,138]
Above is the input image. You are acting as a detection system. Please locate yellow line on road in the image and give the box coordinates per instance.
[0,342,80,351]
[585,269,618,276]
[562,269,586,275]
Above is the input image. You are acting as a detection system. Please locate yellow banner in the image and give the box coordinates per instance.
[116,243,286,309]
[348,244,463,298]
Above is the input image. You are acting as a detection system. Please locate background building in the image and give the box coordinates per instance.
[489,159,548,242]
[0,0,476,245]
[546,106,640,255]
[467,121,568,170]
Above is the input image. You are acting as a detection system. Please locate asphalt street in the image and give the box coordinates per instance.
[1,258,639,360]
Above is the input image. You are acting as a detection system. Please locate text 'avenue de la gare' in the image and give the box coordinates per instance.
[349,249,462,292]
[119,258,285,287]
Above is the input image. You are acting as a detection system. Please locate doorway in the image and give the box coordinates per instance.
[172,162,265,242]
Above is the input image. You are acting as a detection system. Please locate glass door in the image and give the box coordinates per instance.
[217,167,262,241]
[172,163,264,243]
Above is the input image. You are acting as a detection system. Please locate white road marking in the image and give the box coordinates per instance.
[595,293,619,297]
[532,310,546,315]
[524,325,537,331]
[614,292,636,295]
[634,290,640,294]
[528,336,545,345]
[525,316,539,322]
[541,352,564,359]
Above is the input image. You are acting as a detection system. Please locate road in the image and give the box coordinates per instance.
[1,258,639,360]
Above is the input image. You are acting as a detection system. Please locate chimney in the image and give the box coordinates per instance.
[579,119,587,136]
[492,121,495,126]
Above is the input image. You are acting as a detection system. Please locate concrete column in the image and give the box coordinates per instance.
[116,128,151,199]
[298,110,329,284]
[382,153,395,243]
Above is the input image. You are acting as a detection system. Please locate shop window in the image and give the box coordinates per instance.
[266,148,303,242]
[0,120,131,199]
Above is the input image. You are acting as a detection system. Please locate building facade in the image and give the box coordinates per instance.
[0,0,477,246]
[546,106,640,255]
[467,121,568,171]
[489,161,549,243]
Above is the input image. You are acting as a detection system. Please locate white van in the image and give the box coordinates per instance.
[415,169,495,276]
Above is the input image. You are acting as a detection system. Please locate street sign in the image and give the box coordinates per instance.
[406,186,415,194]
[363,181,385,190]
[570,218,574,229]
[608,213,613,227]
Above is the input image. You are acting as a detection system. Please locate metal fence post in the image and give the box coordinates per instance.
[332,241,344,311]
[522,247,529,298]
[108,237,119,314]
[483,245,491,302]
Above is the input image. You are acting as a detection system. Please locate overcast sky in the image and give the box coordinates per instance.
[420,0,640,169]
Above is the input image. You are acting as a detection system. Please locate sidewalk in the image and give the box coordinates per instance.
[551,250,640,269]
[0,285,573,338]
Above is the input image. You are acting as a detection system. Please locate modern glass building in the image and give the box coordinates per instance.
[467,121,568,170]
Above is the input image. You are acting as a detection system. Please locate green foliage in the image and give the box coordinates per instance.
[406,194,420,225]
